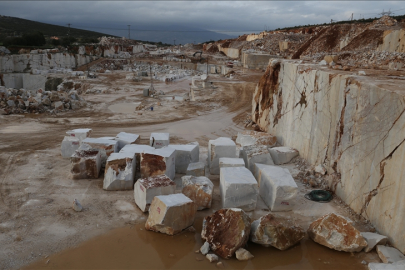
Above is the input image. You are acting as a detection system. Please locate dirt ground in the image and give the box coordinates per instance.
[0,63,379,270]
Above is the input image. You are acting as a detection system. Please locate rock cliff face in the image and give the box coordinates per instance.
[252,60,405,253]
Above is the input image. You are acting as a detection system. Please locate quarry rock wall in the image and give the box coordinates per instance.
[0,53,97,73]
[252,60,405,253]
[377,29,405,53]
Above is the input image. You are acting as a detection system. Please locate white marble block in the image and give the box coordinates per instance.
[140,147,176,180]
[241,145,274,173]
[208,137,236,175]
[114,132,140,151]
[268,147,299,165]
[66,128,92,142]
[150,132,170,149]
[253,163,269,187]
[145,193,197,235]
[103,152,136,191]
[82,138,119,167]
[220,166,258,211]
[168,143,199,173]
[70,147,101,179]
[219,158,245,168]
[186,162,206,176]
[134,175,176,212]
[257,165,298,211]
[61,136,80,158]
[182,175,213,210]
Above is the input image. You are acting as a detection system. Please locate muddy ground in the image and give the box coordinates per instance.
[0,64,379,269]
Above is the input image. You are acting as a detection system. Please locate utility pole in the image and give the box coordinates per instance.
[127,25,130,39]
[173,39,176,46]
[67,23,71,38]
[351,13,353,21]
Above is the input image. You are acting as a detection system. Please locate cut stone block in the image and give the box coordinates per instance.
[361,232,388,252]
[134,175,176,212]
[253,163,269,187]
[150,132,170,149]
[70,147,101,179]
[103,152,136,191]
[119,144,154,177]
[268,147,299,165]
[376,245,405,263]
[219,158,245,168]
[61,136,80,158]
[186,162,205,177]
[236,130,277,147]
[82,138,119,167]
[241,145,274,173]
[66,128,92,142]
[201,208,251,259]
[168,144,199,173]
[182,176,213,210]
[140,147,176,180]
[145,193,197,235]
[257,165,298,211]
[114,132,140,152]
[208,137,236,175]
[220,167,258,211]
[308,213,368,252]
[250,213,305,250]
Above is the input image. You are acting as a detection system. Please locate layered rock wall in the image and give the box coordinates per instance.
[252,60,405,253]
[377,29,405,53]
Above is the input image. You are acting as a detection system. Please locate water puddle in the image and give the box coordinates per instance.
[108,102,141,114]
[25,222,367,269]
[160,95,185,101]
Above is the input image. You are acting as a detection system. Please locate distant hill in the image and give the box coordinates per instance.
[0,15,108,40]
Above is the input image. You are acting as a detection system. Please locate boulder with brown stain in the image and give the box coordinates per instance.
[250,214,305,250]
[70,147,101,179]
[182,176,213,210]
[145,193,197,235]
[201,208,251,259]
[308,213,367,252]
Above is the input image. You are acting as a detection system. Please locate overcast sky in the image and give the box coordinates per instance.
[1,1,404,36]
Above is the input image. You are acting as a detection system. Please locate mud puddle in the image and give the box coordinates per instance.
[25,222,367,270]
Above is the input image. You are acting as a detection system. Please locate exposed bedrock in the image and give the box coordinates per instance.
[252,59,405,253]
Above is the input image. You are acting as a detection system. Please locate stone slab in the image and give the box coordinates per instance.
[220,167,258,211]
[145,193,197,235]
[61,136,80,158]
[257,165,298,211]
[134,175,176,212]
[268,147,299,165]
[219,158,245,168]
[103,152,136,191]
[208,137,236,175]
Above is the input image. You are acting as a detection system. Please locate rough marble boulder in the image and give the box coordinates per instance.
[361,232,388,252]
[257,165,298,211]
[268,147,299,165]
[250,214,305,250]
[241,145,274,173]
[376,245,405,263]
[145,193,197,235]
[186,162,205,176]
[82,138,119,167]
[134,175,176,212]
[368,260,405,270]
[182,175,213,210]
[168,143,199,173]
[61,136,80,158]
[208,137,236,175]
[220,166,258,211]
[66,128,92,142]
[235,248,254,261]
[103,152,135,191]
[150,132,170,149]
[114,132,140,151]
[308,213,368,252]
[201,208,251,259]
[70,147,101,179]
[119,144,154,177]
[140,147,176,180]
[236,130,277,147]
[219,157,245,168]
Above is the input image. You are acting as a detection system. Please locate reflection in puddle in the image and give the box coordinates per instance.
[108,102,141,114]
[25,222,367,270]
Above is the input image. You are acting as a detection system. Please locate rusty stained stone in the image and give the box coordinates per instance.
[201,208,251,259]
[70,149,101,179]
[250,214,305,250]
[182,176,213,210]
[140,153,166,178]
[307,213,367,252]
